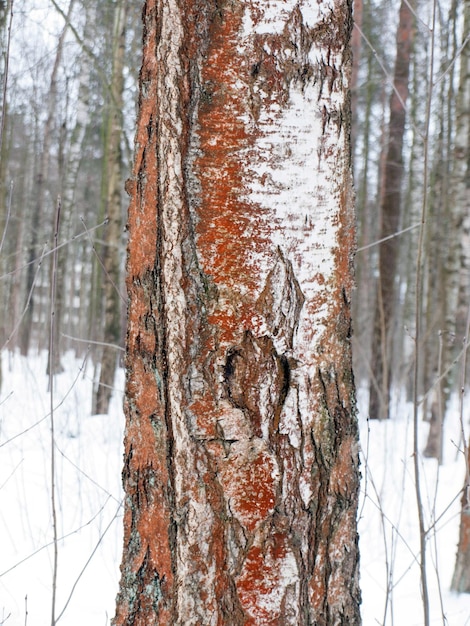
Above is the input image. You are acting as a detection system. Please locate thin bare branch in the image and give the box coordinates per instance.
[0,217,108,282]
[357,223,420,252]
[434,33,470,87]
[0,180,13,256]
[49,0,132,159]
[80,217,126,305]
[61,332,125,352]
[412,1,437,622]
[49,195,62,626]
[354,22,420,137]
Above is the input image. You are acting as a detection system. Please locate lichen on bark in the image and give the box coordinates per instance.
[114,1,361,624]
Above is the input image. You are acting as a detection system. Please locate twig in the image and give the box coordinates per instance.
[0,181,13,256]
[0,458,23,490]
[433,33,470,87]
[412,1,437,623]
[457,299,470,502]
[49,196,62,626]
[0,496,121,577]
[1,243,48,351]
[61,332,125,352]
[55,502,122,622]
[0,217,108,283]
[0,351,89,450]
[80,217,126,305]
[356,223,420,253]
[354,22,420,137]
[55,444,122,504]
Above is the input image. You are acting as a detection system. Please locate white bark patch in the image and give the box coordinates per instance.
[243,80,346,357]
[243,0,333,35]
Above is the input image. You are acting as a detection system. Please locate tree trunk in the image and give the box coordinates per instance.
[350,0,362,147]
[368,0,415,419]
[453,0,470,343]
[114,1,360,624]
[352,0,379,386]
[94,0,127,415]
[451,0,470,592]
[54,3,96,355]
[422,0,459,460]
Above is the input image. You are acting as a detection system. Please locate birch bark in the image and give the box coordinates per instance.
[114,1,360,623]
[451,0,470,593]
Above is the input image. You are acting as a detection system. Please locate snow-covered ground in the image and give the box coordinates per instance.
[358,387,470,625]
[0,351,469,624]
[0,351,124,625]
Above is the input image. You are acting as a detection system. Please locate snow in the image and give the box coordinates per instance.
[1,353,470,624]
[0,350,124,626]
[357,387,470,625]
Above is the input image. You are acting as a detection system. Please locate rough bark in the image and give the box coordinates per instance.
[114,1,360,624]
[368,0,415,419]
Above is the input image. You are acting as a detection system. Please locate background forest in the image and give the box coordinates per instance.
[0,0,469,624]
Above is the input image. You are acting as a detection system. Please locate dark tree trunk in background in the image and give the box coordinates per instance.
[369,0,415,419]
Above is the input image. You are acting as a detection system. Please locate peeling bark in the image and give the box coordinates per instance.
[114,1,360,624]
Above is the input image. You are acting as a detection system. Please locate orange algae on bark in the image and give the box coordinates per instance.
[114,1,360,624]
[195,2,271,307]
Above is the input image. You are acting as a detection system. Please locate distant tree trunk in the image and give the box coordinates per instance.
[352,0,379,386]
[351,0,362,145]
[453,0,470,343]
[0,0,11,373]
[422,0,459,460]
[114,1,361,624]
[451,0,470,593]
[93,0,127,415]
[369,0,415,419]
[55,3,96,355]
[0,0,11,151]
